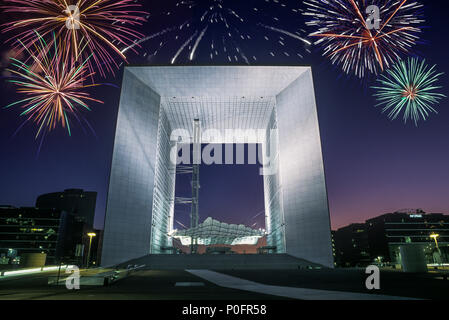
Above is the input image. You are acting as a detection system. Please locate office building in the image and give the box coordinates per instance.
[366,210,449,265]
[0,206,101,266]
[333,224,371,267]
[36,189,97,228]
[333,210,449,267]
[0,206,80,264]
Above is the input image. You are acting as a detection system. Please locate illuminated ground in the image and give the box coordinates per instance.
[0,268,447,300]
[0,270,282,300]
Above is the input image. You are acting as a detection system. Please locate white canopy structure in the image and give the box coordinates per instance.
[170,217,266,246]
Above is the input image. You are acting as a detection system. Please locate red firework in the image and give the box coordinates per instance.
[2,0,148,77]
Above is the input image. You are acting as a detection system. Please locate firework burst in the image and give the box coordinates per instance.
[5,31,103,138]
[132,0,311,64]
[2,0,147,76]
[304,0,424,78]
[372,58,445,125]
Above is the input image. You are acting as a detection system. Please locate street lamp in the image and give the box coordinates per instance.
[430,233,439,249]
[86,232,96,268]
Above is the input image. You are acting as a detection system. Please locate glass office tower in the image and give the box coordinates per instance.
[102,66,334,268]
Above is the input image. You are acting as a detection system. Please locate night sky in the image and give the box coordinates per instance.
[0,1,448,231]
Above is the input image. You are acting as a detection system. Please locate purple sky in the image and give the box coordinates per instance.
[0,1,448,231]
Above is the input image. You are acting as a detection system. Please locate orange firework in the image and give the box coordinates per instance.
[2,0,147,77]
[304,0,424,78]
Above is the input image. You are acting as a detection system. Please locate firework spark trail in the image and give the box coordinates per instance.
[372,58,445,125]
[258,24,312,45]
[121,27,178,54]
[2,0,148,77]
[4,31,103,138]
[236,45,250,64]
[141,0,310,63]
[171,31,198,64]
[304,0,424,78]
[190,26,208,60]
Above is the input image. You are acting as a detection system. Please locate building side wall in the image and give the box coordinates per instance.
[101,70,161,266]
[263,108,286,252]
[150,108,176,253]
[275,70,334,267]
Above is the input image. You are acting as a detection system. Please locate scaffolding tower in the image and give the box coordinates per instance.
[190,119,201,254]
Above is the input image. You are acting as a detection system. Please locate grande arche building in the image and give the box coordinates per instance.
[101,66,334,268]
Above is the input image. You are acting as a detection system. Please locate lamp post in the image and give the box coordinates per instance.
[86,232,96,268]
[430,233,440,250]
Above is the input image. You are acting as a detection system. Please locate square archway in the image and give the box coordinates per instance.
[102,66,334,267]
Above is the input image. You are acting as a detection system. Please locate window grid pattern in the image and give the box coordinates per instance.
[263,108,285,253]
[150,109,176,253]
[161,96,275,143]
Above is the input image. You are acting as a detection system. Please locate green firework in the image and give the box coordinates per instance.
[373,58,445,125]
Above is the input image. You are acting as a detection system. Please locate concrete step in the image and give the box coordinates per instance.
[117,254,325,270]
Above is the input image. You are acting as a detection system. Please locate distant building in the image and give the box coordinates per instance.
[366,210,449,265]
[330,231,337,266]
[36,189,97,228]
[0,207,82,265]
[0,206,102,266]
[333,223,371,267]
[333,210,449,267]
